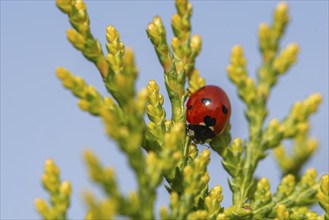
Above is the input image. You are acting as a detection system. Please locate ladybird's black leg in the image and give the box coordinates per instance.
[184,89,192,101]
[186,86,206,97]
[186,88,192,95]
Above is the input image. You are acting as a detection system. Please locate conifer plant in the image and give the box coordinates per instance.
[35,0,328,219]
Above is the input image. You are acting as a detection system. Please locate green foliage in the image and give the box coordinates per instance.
[318,175,329,220]
[35,160,71,220]
[36,0,328,219]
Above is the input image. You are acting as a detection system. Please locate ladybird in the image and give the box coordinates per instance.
[186,85,231,144]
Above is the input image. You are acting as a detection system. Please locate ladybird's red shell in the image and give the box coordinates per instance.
[186,85,231,136]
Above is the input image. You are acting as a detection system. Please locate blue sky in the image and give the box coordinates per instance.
[1,1,328,219]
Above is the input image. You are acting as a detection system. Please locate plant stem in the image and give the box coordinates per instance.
[183,135,191,166]
[235,102,267,204]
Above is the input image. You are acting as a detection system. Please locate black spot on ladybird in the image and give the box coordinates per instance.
[188,105,193,110]
[201,98,212,106]
[222,105,228,114]
[203,115,216,127]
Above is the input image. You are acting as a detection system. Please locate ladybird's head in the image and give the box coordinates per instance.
[187,123,216,144]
